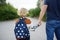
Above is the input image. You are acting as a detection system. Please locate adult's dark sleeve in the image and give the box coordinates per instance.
[44,0,49,5]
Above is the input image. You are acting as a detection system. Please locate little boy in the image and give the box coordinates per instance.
[14,8,31,40]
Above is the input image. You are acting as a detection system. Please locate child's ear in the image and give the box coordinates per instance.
[25,19,31,24]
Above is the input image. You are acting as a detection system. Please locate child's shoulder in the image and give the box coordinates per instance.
[15,18,19,23]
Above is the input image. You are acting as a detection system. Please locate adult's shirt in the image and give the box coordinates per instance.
[44,0,60,21]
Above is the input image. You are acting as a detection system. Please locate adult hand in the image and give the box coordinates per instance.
[38,20,42,26]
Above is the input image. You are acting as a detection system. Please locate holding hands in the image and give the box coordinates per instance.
[28,20,42,31]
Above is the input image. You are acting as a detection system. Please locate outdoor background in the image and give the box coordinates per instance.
[0,0,56,40]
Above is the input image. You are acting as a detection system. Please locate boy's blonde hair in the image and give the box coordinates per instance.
[18,8,28,16]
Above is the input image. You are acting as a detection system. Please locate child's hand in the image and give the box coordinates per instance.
[28,25,39,31]
[30,25,39,31]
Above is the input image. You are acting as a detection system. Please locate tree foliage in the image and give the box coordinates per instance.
[37,0,40,8]
[28,0,46,21]
[0,0,19,21]
[29,8,41,17]
[28,0,41,17]
[0,0,6,5]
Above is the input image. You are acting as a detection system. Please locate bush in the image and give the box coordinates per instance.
[0,3,19,21]
[34,8,41,16]
[28,9,35,17]
[28,8,41,17]
[28,7,46,21]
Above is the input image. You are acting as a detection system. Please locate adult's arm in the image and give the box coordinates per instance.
[38,5,48,22]
[38,0,49,25]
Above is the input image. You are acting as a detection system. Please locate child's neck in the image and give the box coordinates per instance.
[20,16,26,18]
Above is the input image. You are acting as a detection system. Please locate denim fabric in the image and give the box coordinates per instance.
[46,20,60,40]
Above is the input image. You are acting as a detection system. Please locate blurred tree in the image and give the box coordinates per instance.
[34,7,40,16]
[40,0,44,8]
[29,9,35,17]
[0,0,19,21]
[28,0,41,17]
[37,0,40,8]
[29,8,41,17]
[0,0,6,5]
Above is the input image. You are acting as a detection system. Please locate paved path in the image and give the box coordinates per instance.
[0,18,56,40]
